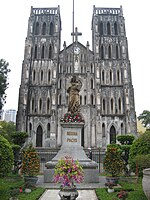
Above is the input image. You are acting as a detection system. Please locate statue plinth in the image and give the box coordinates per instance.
[44,122,99,183]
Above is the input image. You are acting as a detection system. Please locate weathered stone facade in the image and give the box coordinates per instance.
[16,6,137,149]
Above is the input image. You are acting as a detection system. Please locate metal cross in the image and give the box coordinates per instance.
[71,27,82,43]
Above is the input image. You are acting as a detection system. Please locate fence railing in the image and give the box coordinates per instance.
[35,147,106,174]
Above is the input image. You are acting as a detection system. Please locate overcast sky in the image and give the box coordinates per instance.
[0,0,149,116]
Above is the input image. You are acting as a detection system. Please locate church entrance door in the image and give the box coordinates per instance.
[110,125,116,144]
[36,125,43,147]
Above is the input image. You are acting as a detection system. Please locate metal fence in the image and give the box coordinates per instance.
[36,147,106,174]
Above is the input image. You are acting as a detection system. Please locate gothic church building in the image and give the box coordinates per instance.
[16,5,137,149]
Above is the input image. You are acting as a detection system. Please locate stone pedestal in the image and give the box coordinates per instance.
[44,122,99,183]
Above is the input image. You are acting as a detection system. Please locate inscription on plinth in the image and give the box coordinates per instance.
[62,127,81,146]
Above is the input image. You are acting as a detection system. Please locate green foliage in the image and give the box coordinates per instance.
[21,144,40,177]
[129,131,150,174]
[103,146,124,177]
[138,110,150,128]
[0,59,10,109]
[117,134,135,145]
[0,135,14,176]
[134,154,150,177]
[12,132,28,146]
[0,121,16,143]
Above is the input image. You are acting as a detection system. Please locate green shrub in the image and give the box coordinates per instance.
[12,131,28,146]
[134,154,150,177]
[117,134,135,145]
[129,132,150,174]
[0,135,14,176]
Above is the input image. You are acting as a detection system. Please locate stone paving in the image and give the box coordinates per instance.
[37,175,106,200]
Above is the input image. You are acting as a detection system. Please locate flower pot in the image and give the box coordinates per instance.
[59,185,79,200]
[107,188,114,193]
[142,168,150,200]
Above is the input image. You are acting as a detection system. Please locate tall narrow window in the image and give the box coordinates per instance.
[47,123,50,138]
[111,98,114,113]
[47,98,50,113]
[103,99,106,112]
[108,45,111,59]
[41,70,43,82]
[29,123,32,137]
[41,45,44,59]
[102,123,105,137]
[116,45,119,59]
[34,45,37,59]
[35,22,39,35]
[58,95,61,105]
[118,98,121,112]
[42,22,46,35]
[121,123,124,134]
[59,79,62,89]
[31,98,34,112]
[107,22,111,35]
[110,70,112,84]
[80,96,82,105]
[99,22,103,35]
[48,70,51,82]
[100,45,104,59]
[91,94,94,105]
[39,98,42,112]
[91,78,94,89]
[114,22,118,35]
[49,22,54,35]
[117,70,120,83]
[33,70,36,82]
[49,45,52,59]
[91,64,93,73]
[84,96,87,105]
[102,70,105,83]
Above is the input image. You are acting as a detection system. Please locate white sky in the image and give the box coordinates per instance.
[0,0,149,117]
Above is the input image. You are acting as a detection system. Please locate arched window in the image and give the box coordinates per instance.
[116,45,119,59]
[48,70,51,83]
[47,123,50,138]
[58,94,61,105]
[41,45,44,59]
[121,123,124,134]
[42,22,46,35]
[91,78,94,89]
[91,64,94,73]
[49,45,52,59]
[99,22,103,35]
[108,45,111,59]
[59,79,62,89]
[31,98,34,112]
[36,125,43,147]
[80,96,82,105]
[49,22,54,35]
[107,22,111,35]
[103,99,106,113]
[29,123,32,137]
[35,22,39,35]
[100,45,104,59]
[34,45,37,59]
[91,94,94,105]
[102,70,105,83]
[47,98,50,113]
[118,98,121,112]
[102,123,105,137]
[114,22,118,35]
[84,96,87,105]
[33,70,36,82]
[39,98,42,112]
[41,70,43,82]
[110,70,112,83]
[110,125,116,143]
[117,70,120,83]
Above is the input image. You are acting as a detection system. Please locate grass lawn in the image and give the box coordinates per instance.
[96,178,147,200]
[0,174,45,200]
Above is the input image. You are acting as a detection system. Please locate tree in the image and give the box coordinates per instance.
[0,59,10,109]
[138,110,150,128]
[0,121,16,143]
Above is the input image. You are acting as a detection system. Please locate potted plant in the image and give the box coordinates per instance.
[54,156,84,200]
[21,144,40,186]
[105,181,115,193]
[117,190,128,200]
[103,144,124,185]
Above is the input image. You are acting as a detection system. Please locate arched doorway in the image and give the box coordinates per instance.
[36,125,43,147]
[110,125,116,144]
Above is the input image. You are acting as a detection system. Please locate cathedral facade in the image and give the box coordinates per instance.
[16,5,137,149]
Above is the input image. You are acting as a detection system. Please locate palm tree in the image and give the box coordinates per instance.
[138,110,150,128]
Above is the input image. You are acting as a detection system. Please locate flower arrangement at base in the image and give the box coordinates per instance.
[60,113,84,123]
[21,144,40,177]
[105,181,115,189]
[53,156,84,187]
[117,190,128,199]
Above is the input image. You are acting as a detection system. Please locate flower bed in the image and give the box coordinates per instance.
[60,113,84,123]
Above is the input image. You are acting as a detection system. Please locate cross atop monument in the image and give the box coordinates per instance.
[71,27,82,43]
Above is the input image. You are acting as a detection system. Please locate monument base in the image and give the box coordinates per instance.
[44,146,99,183]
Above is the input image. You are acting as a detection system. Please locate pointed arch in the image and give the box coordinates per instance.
[34,45,38,59]
[118,97,122,113]
[41,45,45,59]
[47,123,50,138]
[91,78,94,89]
[49,22,54,35]
[49,45,52,59]
[48,69,51,83]
[47,98,50,113]
[102,123,105,137]
[100,45,104,59]
[42,22,46,35]
[117,70,121,84]
[114,22,118,35]
[33,70,36,82]
[110,98,114,113]
[99,21,103,35]
[31,98,34,112]
[29,123,32,137]
[39,98,42,112]
[110,125,116,143]
[36,125,43,147]
[108,45,111,59]
[35,22,39,35]
[91,94,94,105]
[107,22,111,35]
[116,45,119,59]
[102,70,105,83]
[110,70,112,84]
[102,99,106,114]
[41,70,43,82]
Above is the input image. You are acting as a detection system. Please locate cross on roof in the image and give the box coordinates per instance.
[71,27,82,43]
